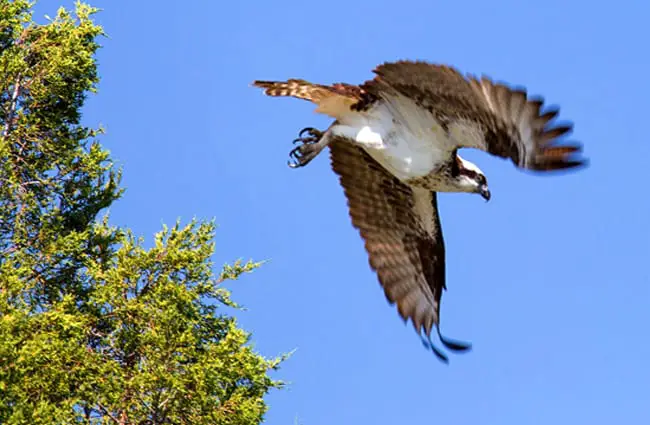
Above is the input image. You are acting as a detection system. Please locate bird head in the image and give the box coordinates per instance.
[455,157,491,201]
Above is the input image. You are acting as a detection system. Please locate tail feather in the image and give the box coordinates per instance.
[252,79,370,118]
[253,79,331,102]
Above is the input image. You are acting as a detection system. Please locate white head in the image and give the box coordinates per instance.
[453,156,491,201]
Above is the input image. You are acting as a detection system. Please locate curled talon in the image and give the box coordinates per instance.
[292,136,316,145]
[293,127,322,145]
[299,127,319,138]
[287,127,326,168]
[289,146,303,161]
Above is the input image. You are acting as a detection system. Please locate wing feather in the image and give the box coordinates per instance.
[360,60,587,172]
[328,136,446,338]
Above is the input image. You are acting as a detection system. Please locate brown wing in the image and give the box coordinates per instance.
[360,60,587,172]
[329,136,446,340]
[252,79,376,118]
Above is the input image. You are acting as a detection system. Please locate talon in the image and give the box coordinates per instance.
[299,127,318,138]
[287,127,326,169]
[289,146,302,160]
[288,145,308,168]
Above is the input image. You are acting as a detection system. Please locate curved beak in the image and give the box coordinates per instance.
[479,185,491,202]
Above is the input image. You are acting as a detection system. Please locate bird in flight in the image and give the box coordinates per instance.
[252,60,587,362]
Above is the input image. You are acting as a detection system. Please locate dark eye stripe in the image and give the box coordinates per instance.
[459,168,486,185]
[462,169,477,179]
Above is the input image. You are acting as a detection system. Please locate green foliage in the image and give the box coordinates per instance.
[0,2,285,423]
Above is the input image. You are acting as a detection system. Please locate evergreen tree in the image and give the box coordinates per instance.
[0,2,284,423]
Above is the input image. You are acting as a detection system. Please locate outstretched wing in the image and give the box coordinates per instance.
[329,136,449,343]
[252,79,376,118]
[361,60,587,172]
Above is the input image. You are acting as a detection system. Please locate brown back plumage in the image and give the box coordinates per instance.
[361,60,586,172]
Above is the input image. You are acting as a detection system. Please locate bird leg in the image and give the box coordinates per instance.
[288,127,328,168]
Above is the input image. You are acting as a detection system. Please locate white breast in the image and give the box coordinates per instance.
[330,102,452,181]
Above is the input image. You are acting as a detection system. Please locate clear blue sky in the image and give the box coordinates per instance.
[37,0,650,423]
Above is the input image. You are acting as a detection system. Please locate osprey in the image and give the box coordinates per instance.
[253,60,586,362]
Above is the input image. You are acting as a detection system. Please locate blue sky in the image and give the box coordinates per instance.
[36,0,649,423]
